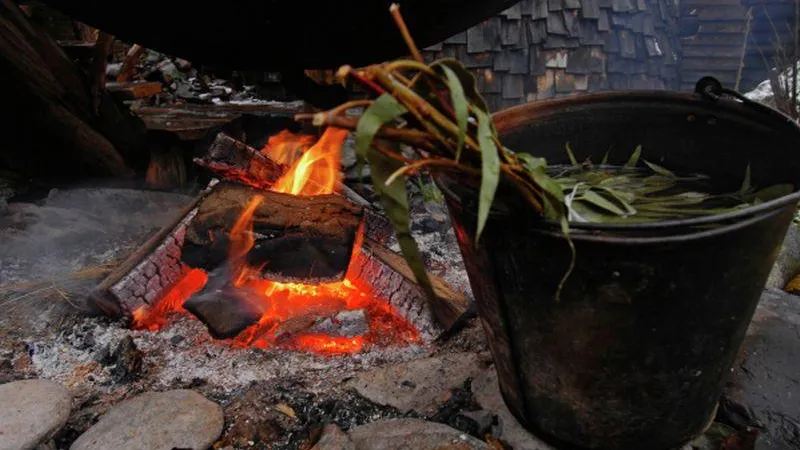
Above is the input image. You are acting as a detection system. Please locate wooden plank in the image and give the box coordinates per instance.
[107,81,163,100]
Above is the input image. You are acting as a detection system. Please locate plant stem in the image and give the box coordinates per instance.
[389,4,423,63]
[372,68,481,155]
[294,113,437,151]
[385,158,481,186]
[336,65,386,95]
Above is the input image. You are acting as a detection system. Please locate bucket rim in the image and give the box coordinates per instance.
[459,89,800,232]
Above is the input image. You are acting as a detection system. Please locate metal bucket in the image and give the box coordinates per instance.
[436,82,800,449]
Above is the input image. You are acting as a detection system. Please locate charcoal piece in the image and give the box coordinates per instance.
[310,309,369,337]
[582,0,601,19]
[101,336,143,384]
[246,233,355,282]
[183,268,263,339]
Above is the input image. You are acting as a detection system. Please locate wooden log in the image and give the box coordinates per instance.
[116,43,144,82]
[107,81,163,101]
[352,239,469,339]
[0,0,135,178]
[182,183,364,283]
[194,132,286,188]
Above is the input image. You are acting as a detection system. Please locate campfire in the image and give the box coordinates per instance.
[90,127,466,356]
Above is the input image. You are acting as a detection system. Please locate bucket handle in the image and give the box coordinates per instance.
[695,76,798,125]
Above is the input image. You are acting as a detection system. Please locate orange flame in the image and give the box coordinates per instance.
[132,127,421,355]
[268,128,347,196]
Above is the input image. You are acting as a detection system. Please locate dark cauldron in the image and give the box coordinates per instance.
[436,83,800,449]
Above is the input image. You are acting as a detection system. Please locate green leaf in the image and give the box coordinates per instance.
[430,58,491,113]
[739,163,752,195]
[600,150,610,165]
[436,64,469,161]
[473,108,501,244]
[354,94,407,177]
[624,145,642,168]
[366,147,437,304]
[565,142,579,167]
[516,153,547,172]
[643,160,675,177]
[580,189,629,216]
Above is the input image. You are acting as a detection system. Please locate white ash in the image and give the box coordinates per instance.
[27,315,429,396]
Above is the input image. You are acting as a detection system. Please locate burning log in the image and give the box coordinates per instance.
[352,239,469,339]
[194,133,286,189]
[182,183,363,283]
[182,267,264,339]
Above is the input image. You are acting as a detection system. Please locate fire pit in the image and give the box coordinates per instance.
[87,127,468,355]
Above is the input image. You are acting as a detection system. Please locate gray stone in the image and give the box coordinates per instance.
[766,223,800,290]
[347,353,485,415]
[0,379,72,450]
[311,424,355,450]
[471,370,555,450]
[726,289,800,450]
[70,390,223,450]
[348,419,487,450]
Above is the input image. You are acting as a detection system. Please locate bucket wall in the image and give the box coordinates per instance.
[437,91,800,450]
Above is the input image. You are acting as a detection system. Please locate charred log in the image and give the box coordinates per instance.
[194,132,286,189]
[182,266,263,339]
[182,183,363,283]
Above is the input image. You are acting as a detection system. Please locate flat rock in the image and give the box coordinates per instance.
[471,369,555,450]
[348,418,487,450]
[725,289,800,450]
[70,390,223,450]
[346,353,486,415]
[311,424,355,450]
[0,379,72,450]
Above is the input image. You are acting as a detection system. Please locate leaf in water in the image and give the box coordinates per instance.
[565,142,579,167]
[597,187,637,214]
[624,145,642,168]
[354,94,407,177]
[580,189,629,216]
[474,108,500,244]
[437,64,469,160]
[600,150,610,165]
[643,159,675,178]
[367,148,437,305]
[739,163,752,195]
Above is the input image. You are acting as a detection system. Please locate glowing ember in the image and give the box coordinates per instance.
[132,128,421,355]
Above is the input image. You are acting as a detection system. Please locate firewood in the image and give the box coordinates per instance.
[182,266,264,339]
[194,132,286,188]
[90,30,114,113]
[182,183,364,283]
[107,81,163,101]
[355,239,469,335]
[116,43,144,82]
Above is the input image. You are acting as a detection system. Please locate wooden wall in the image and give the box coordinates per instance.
[422,0,682,112]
